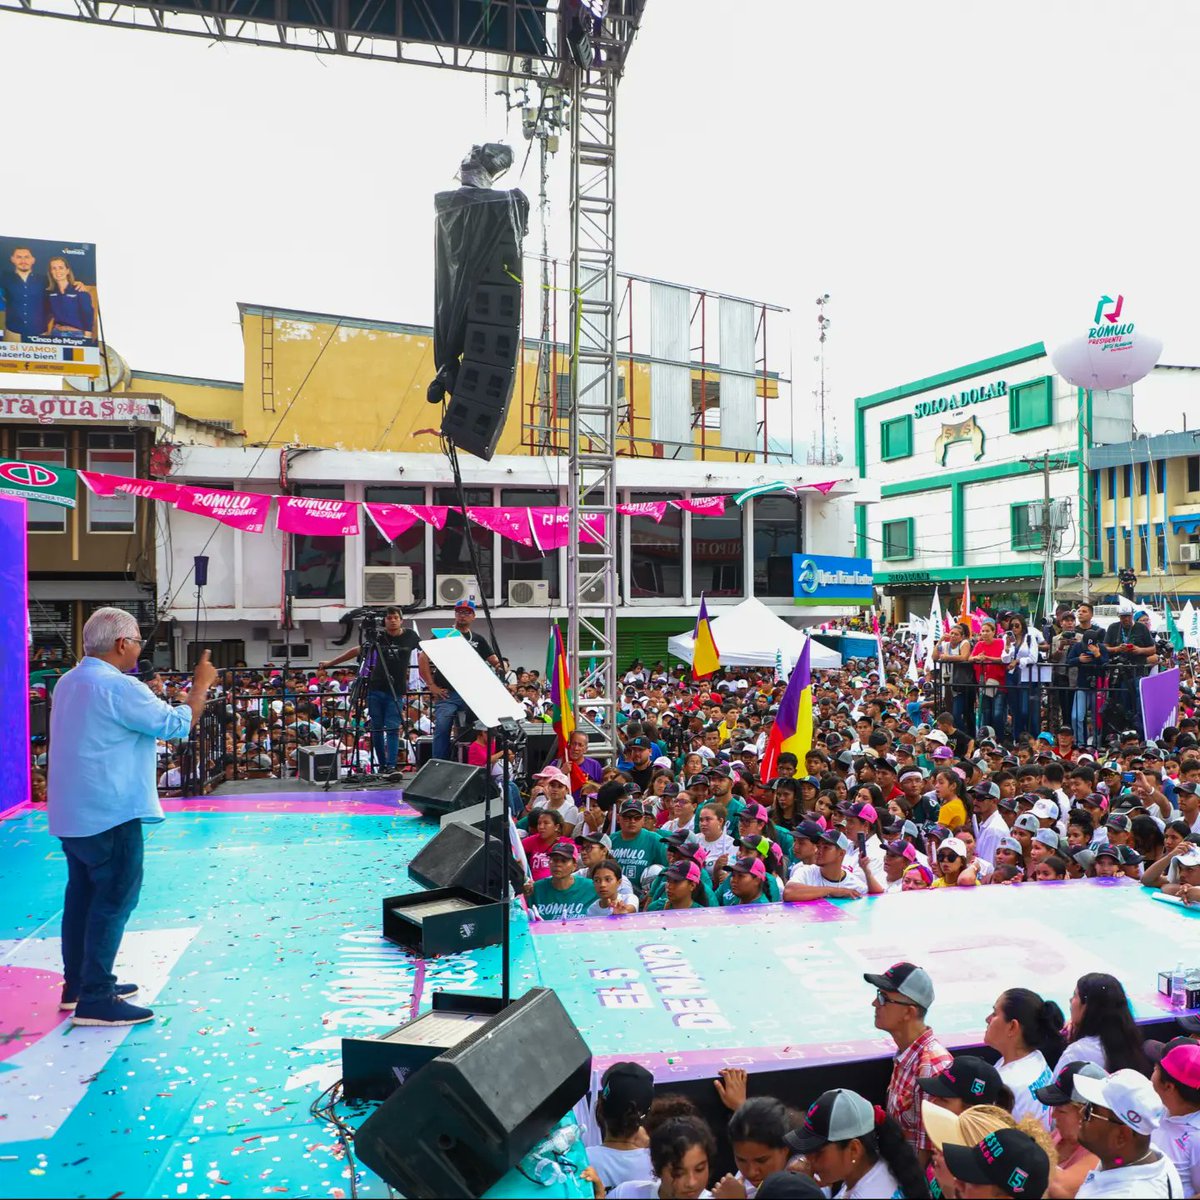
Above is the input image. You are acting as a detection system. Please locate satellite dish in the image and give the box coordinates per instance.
[66,343,130,393]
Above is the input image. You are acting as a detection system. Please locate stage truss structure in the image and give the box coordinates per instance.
[1,0,646,745]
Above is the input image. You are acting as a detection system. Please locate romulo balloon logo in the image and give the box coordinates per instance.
[0,461,57,488]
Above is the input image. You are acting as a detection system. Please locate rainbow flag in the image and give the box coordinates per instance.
[692,593,720,680]
[760,637,813,780]
[546,625,575,755]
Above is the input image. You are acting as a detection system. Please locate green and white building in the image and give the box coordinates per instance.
[853,342,1104,621]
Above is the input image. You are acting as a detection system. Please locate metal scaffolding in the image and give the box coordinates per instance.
[567,64,619,751]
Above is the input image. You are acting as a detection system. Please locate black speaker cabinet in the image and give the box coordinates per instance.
[404,758,494,819]
[441,359,517,462]
[382,885,503,957]
[407,822,524,898]
[354,988,592,1199]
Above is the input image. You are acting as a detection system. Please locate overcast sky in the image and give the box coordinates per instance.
[2,0,1197,448]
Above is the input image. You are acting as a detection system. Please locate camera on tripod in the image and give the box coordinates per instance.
[334,606,393,648]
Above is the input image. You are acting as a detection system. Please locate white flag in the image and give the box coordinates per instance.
[906,640,920,684]
[1118,594,1137,615]
[924,587,944,666]
[1184,600,1200,650]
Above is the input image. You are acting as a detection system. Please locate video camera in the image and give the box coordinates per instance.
[332,606,394,648]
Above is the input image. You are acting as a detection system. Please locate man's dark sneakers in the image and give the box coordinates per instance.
[60,983,140,1012]
[71,997,154,1026]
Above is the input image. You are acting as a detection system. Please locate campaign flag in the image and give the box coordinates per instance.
[906,640,920,684]
[691,594,721,680]
[79,470,180,504]
[871,610,887,681]
[0,459,76,509]
[958,579,972,628]
[276,495,360,536]
[176,485,271,533]
[774,646,783,684]
[673,496,727,515]
[1166,600,1185,653]
[546,626,584,790]
[925,586,943,665]
[1183,600,1200,650]
[760,637,813,781]
[1140,667,1181,740]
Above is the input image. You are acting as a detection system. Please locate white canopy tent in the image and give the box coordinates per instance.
[667,597,842,671]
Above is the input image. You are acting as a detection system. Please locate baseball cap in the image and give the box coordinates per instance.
[790,819,827,843]
[709,762,733,778]
[1033,828,1061,851]
[660,829,695,850]
[932,746,956,761]
[1160,1044,1200,1090]
[925,729,949,745]
[841,800,879,824]
[1105,812,1132,833]
[626,736,651,750]
[884,840,917,863]
[664,860,702,886]
[1013,813,1040,834]
[599,1062,655,1117]
[685,773,710,787]
[548,840,580,862]
[919,1055,1005,1106]
[738,802,771,824]
[1072,1068,1166,1132]
[819,829,852,853]
[862,961,935,1010]
[535,766,571,786]
[752,1173,824,1200]
[453,597,476,610]
[1031,798,1060,821]
[942,1129,1050,1200]
[1070,848,1096,871]
[728,856,767,881]
[1034,1060,1108,1107]
[998,796,1020,813]
[620,799,648,816]
[576,831,612,851]
[1168,849,1200,882]
[1093,845,1122,863]
[941,836,969,858]
[784,1089,876,1155]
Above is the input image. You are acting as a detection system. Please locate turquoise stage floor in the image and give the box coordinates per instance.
[3,794,1199,1199]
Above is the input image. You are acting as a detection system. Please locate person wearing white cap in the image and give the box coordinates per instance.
[1074,1068,1182,1197]
[1159,848,1200,904]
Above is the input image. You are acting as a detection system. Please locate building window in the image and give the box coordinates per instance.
[1107,468,1116,501]
[1139,532,1150,573]
[1156,459,1166,493]
[1106,529,1117,573]
[629,490,683,599]
[16,430,67,533]
[1158,528,1169,569]
[1122,528,1133,570]
[880,415,913,462]
[1121,465,1132,499]
[1010,503,1044,551]
[86,432,137,532]
[1189,456,1200,493]
[1008,376,1053,433]
[433,486,494,600]
[753,495,805,594]
[500,488,560,601]
[690,496,744,598]
[291,484,346,600]
[881,517,914,562]
[364,485,426,603]
[1138,462,1149,496]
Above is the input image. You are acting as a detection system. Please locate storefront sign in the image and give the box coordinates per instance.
[0,392,170,425]
[913,379,1006,419]
[888,571,933,585]
[792,553,874,607]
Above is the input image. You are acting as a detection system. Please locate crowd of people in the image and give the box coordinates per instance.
[576,966,1195,1199]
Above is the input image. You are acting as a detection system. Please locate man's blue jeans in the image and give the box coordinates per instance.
[60,819,144,1004]
[367,688,401,771]
[433,692,470,761]
[1072,687,1095,745]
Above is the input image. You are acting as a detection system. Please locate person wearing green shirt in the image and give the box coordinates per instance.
[609,800,667,890]
[719,857,772,905]
[646,860,704,911]
[645,833,715,908]
[530,842,595,921]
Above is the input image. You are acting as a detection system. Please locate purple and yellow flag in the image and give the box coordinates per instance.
[692,593,720,680]
[546,626,581,787]
[760,637,813,780]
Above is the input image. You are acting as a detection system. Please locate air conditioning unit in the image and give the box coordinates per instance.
[1180,544,1200,563]
[508,579,550,607]
[363,566,414,606]
[580,574,617,605]
[436,574,481,606]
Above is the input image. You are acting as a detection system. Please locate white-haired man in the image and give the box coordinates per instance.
[48,608,216,1026]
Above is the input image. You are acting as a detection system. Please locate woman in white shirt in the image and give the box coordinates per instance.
[609,1115,715,1199]
[697,803,738,871]
[1060,972,1153,1075]
[983,988,1066,1129]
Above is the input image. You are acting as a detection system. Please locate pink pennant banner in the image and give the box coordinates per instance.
[465,506,536,547]
[276,495,360,536]
[176,485,272,533]
[672,496,728,515]
[798,480,845,495]
[363,503,422,542]
[616,501,667,522]
[79,470,181,503]
[529,508,607,552]
[410,505,451,531]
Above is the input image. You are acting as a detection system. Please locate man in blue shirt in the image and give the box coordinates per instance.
[48,608,216,1027]
[0,245,49,341]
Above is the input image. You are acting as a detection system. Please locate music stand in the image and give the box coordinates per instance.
[418,636,524,1001]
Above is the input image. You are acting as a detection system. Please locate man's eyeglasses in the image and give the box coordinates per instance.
[873,990,917,1009]
[122,636,144,646]
[1081,1103,1120,1125]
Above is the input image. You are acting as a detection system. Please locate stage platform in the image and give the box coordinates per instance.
[1,790,1197,1198]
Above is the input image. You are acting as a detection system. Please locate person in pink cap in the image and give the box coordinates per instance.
[1152,1040,1200,1193]
[531,765,580,835]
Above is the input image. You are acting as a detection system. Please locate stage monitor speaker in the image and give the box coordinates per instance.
[407,821,523,897]
[354,987,591,1200]
[404,757,494,819]
[297,744,337,783]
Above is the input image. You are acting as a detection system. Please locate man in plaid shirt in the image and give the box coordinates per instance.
[864,961,953,1166]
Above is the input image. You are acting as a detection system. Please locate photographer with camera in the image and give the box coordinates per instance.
[1103,608,1156,739]
[321,607,419,774]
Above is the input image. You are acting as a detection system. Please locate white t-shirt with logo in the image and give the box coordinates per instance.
[836,1157,904,1199]
[1076,1152,1182,1198]
[1058,1035,1106,1071]
[997,1050,1054,1128]
[1153,1108,1200,1195]
[786,862,868,896]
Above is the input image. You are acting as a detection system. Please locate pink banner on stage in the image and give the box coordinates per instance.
[363,503,422,542]
[529,508,607,552]
[673,496,727,515]
[79,470,181,503]
[176,485,272,533]
[616,501,667,522]
[276,495,360,536]
[465,506,535,547]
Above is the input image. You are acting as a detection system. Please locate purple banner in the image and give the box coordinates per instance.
[1141,667,1180,740]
